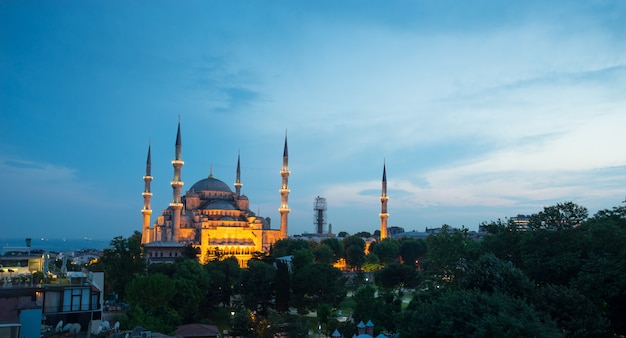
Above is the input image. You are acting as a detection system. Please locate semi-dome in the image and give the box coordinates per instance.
[190,176,232,193]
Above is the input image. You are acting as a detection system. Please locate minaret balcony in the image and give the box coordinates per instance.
[171,160,185,166]
[170,181,184,187]
[142,192,153,197]
[279,207,291,213]
[142,209,153,215]
[169,202,184,209]
[280,188,291,194]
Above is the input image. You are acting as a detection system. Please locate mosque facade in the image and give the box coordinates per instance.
[140,122,289,266]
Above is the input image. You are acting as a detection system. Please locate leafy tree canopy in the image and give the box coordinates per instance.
[372,238,400,265]
[400,289,561,337]
[528,201,588,230]
[95,231,145,299]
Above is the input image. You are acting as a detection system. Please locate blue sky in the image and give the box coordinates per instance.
[1,1,625,240]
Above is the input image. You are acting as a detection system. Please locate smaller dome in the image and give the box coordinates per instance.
[203,200,236,210]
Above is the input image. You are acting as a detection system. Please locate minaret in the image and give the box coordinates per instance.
[169,120,184,242]
[141,144,153,244]
[279,133,290,238]
[234,151,243,197]
[379,162,389,240]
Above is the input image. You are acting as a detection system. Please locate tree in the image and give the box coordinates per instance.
[274,260,291,313]
[376,288,404,333]
[518,228,585,285]
[460,253,534,298]
[342,235,366,252]
[96,231,145,299]
[231,308,254,337]
[479,217,521,234]
[354,231,372,238]
[313,244,334,265]
[171,259,210,322]
[291,248,314,273]
[588,200,626,225]
[240,261,276,315]
[125,273,181,332]
[125,273,176,310]
[321,238,344,263]
[317,303,333,335]
[398,238,427,267]
[478,221,525,267]
[531,284,609,337]
[126,304,181,334]
[362,253,380,272]
[400,289,561,337]
[570,253,626,334]
[345,245,366,271]
[372,238,400,265]
[271,238,311,258]
[343,236,366,271]
[180,243,200,261]
[528,201,588,230]
[291,263,346,311]
[205,256,241,307]
[424,225,475,285]
[375,263,420,289]
[351,284,378,325]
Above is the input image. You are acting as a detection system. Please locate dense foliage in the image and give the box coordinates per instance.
[100,200,626,336]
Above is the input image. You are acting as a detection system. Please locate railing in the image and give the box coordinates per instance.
[42,304,101,314]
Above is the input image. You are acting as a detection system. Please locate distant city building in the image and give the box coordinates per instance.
[393,226,486,241]
[510,214,531,231]
[392,230,431,240]
[141,121,289,266]
[387,226,405,236]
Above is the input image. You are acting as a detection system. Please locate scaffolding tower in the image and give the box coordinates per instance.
[314,196,327,234]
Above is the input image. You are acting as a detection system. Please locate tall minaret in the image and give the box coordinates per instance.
[141,144,153,245]
[279,133,290,238]
[234,151,243,197]
[169,120,184,242]
[379,162,389,240]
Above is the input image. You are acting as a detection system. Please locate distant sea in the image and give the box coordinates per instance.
[0,237,111,253]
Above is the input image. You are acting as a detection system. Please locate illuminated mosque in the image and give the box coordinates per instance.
[140,121,289,266]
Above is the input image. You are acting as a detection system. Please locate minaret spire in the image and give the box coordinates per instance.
[170,119,184,242]
[141,144,153,244]
[234,151,243,197]
[379,161,389,240]
[279,131,290,239]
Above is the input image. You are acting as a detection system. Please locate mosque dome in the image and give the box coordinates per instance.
[190,176,232,193]
[203,200,236,210]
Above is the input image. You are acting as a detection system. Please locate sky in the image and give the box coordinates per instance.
[1,1,626,240]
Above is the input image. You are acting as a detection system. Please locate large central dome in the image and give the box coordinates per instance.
[190,176,232,193]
